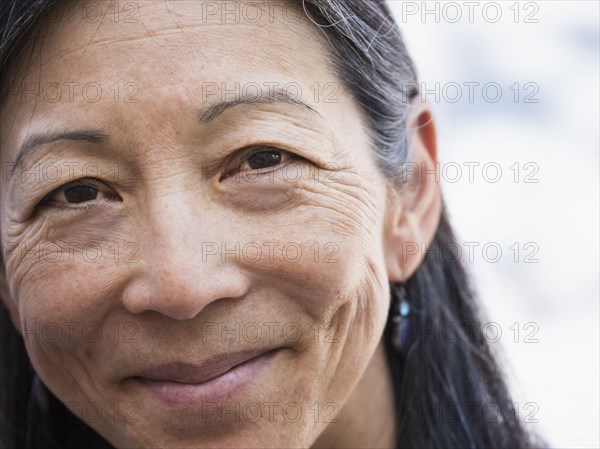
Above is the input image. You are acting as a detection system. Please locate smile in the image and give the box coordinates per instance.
[128,348,283,406]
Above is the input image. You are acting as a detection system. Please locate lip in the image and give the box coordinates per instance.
[128,348,282,406]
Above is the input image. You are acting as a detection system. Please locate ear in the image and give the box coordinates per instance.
[0,262,22,335]
[384,101,442,282]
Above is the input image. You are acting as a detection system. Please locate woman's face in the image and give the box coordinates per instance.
[0,1,400,447]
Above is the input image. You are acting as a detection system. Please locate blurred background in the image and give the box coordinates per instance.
[389,1,599,447]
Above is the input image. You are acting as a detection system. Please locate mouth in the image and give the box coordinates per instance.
[127,348,283,406]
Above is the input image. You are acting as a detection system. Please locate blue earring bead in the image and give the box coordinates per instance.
[391,283,412,354]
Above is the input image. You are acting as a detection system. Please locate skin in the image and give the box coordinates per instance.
[0,1,441,448]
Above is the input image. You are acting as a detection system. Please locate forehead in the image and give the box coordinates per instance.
[34,1,326,79]
[1,0,345,157]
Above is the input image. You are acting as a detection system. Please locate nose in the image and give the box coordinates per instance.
[120,193,251,321]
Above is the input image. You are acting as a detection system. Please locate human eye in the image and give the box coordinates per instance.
[241,147,295,170]
[220,146,300,181]
[37,179,119,209]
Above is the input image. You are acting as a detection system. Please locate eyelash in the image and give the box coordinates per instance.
[35,146,301,209]
[221,146,298,180]
[37,179,116,210]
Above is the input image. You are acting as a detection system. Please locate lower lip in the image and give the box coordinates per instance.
[132,350,280,406]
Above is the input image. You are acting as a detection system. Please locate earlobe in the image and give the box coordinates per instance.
[385,101,442,282]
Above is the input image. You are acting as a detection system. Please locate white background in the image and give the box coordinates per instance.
[390,1,599,447]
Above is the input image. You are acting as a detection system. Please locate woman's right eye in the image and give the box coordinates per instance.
[62,185,100,204]
[39,181,116,208]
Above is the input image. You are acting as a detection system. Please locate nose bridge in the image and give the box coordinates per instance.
[141,174,208,261]
[122,183,250,320]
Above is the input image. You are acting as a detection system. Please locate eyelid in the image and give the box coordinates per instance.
[37,178,117,209]
[220,146,300,180]
[241,147,294,168]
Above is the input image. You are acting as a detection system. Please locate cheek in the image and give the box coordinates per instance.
[5,216,134,387]
[9,256,129,443]
[14,256,120,378]
[6,223,132,339]
[233,177,391,395]
[256,176,390,321]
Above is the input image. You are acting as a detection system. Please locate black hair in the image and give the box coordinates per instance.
[0,1,544,448]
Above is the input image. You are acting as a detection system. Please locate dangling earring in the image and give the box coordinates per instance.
[391,282,412,354]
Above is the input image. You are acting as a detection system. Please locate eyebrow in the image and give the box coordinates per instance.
[198,87,322,122]
[9,89,322,179]
[10,130,109,178]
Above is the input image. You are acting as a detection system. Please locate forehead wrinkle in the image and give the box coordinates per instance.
[9,0,332,89]
[36,0,323,69]
[33,26,323,91]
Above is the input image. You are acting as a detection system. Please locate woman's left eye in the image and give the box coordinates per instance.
[239,148,293,171]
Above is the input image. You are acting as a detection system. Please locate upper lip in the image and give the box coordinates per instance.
[129,348,280,385]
